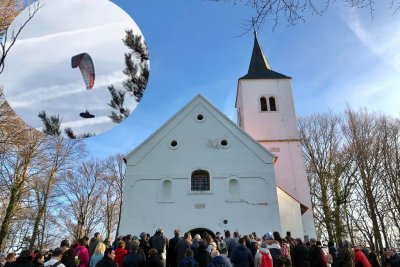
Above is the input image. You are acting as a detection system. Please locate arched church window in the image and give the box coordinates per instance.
[269,97,277,111]
[191,170,210,191]
[228,178,240,201]
[260,97,268,111]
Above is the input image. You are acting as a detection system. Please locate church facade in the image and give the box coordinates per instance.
[119,34,316,239]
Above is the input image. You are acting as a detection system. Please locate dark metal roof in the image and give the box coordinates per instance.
[240,33,290,80]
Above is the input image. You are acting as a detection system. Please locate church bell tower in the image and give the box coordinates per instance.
[236,33,316,238]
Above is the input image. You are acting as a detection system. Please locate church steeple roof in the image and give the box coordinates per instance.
[240,32,290,80]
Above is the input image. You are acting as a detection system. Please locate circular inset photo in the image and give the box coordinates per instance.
[1,0,149,139]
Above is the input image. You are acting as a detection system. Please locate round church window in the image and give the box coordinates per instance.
[220,139,228,147]
[195,114,205,123]
[168,140,179,149]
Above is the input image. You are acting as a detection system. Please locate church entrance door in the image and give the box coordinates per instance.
[188,228,215,239]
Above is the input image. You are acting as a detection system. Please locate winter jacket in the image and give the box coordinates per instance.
[207,256,226,267]
[144,257,163,267]
[90,254,104,267]
[9,257,35,267]
[223,238,238,258]
[95,257,118,267]
[123,252,145,267]
[180,257,199,267]
[89,239,100,258]
[327,246,338,267]
[139,240,151,259]
[354,249,371,267]
[219,256,231,267]
[114,248,128,267]
[390,253,400,267]
[309,245,324,267]
[254,248,272,267]
[176,239,191,267]
[230,245,254,267]
[291,243,310,267]
[168,236,180,267]
[194,245,210,267]
[74,245,90,267]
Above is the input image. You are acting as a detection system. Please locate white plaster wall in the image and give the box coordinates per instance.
[120,99,283,237]
[277,187,303,239]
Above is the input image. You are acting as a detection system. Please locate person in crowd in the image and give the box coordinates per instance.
[387,249,400,267]
[230,237,253,267]
[95,248,118,267]
[145,249,163,267]
[74,238,90,267]
[327,242,337,267]
[264,232,281,266]
[218,248,231,267]
[1,254,6,267]
[368,251,380,267]
[194,241,210,267]
[167,229,181,267]
[139,233,151,259]
[149,229,168,267]
[104,238,113,249]
[123,236,132,255]
[176,232,192,267]
[273,232,291,267]
[33,253,45,267]
[190,235,201,252]
[354,246,372,267]
[4,253,16,267]
[9,251,34,267]
[291,238,310,267]
[89,233,103,258]
[337,241,354,267]
[205,236,214,254]
[223,231,235,259]
[44,248,65,267]
[309,239,324,267]
[123,243,145,267]
[60,240,70,253]
[114,241,128,267]
[206,251,225,267]
[179,249,199,267]
[254,242,272,267]
[89,243,106,267]
[60,248,74,267]
[214,233,225,253]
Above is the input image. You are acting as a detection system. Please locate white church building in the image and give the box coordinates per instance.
[119,34,316,240]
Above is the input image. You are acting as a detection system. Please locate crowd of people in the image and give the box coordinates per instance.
[1,229,400,267]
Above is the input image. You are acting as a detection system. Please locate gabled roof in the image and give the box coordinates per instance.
[125,94,277,166]
[239,32,290,80]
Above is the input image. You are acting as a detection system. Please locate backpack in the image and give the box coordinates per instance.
[152,235,166,254]
[280,244,289,259]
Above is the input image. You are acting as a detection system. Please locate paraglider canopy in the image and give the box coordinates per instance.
[71,53,95,89]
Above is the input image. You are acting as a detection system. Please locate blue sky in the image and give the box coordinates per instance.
[9,1,400,157]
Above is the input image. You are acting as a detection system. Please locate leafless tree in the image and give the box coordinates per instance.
[102,154,125,238]
[59,159,105,241]
[210,0,400,32]
[27,137,86,250]
[0,0,42,74]
[299,112,354,243]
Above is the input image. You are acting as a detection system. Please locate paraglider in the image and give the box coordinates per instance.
[71,53,95,89]
[79,110,95,119]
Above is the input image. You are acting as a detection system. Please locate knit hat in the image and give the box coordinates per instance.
[265,232,273,240]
